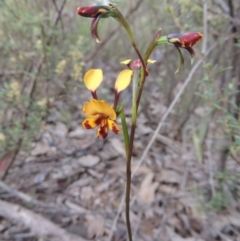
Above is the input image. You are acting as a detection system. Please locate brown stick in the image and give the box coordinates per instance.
[0,199,88,241]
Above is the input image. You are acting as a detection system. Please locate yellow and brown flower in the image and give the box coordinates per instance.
[167,32,203,72]
[82,99,120,139]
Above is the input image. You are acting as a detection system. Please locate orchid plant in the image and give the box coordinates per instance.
[77,3,203,241]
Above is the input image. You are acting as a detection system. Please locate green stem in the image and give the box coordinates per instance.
[111,3,147,75]
[120,109,130,158]
[120,20,147,75]
[110,8,143,240]
[111,8,163,241]
[125,73,138,241]
[126,38,162,238]
[132,72,138,121]
[136,30,163,109]
[125,124,135,241]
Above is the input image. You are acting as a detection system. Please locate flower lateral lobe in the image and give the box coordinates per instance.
[84,69,103,92]
[82,115,102,129]
[82,99,120,139]
[108,119,120,134]
[115,69,133,93]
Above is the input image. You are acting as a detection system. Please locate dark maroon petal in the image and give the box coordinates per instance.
[77,5,109,18]
[185,47,195,59]
[97,124,108,139]
[178,32,203,47]
[90,14,102,43]
[168,32,203,48]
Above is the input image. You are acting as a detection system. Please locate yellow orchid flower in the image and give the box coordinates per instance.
[82,99,120,139]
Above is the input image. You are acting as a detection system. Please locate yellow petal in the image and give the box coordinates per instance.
[114,69,133,93]
[120,59,132,65]
[147,59,156,64]
[83,99,116,120]
[82,115,102,129]
[84,69,103,91]
[108,119,120,134]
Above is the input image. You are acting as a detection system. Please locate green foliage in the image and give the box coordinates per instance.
[0,1,87,154]
[206,172,240,212]
[206,191,229,213]
[196,58,240,159]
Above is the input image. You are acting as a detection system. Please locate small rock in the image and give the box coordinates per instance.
[77,155,100,167]
[68,126,86,138]
[110,138,125,156]
[31,142,56,156]
[54,122,68,137]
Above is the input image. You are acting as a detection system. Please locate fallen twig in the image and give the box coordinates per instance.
[0,199,88,241]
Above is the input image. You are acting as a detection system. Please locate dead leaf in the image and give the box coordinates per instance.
[81,186,94,200]
[95,179,114,193]
[31,142,56,156]
[53,122,68,137]
[159,169,182,184]
[166,226,204,241]
[85,215,105,239]
[150,103,167,116]
[65,200,88,213]
[0,151,16,179]
[66,178,91,197]
[159,184,178,194]
[137,123,153,135]
[109,138,125,156]
[68,126,88,138]
[138,173,158,204]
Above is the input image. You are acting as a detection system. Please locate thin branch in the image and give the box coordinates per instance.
[0,181,57,208]
[0,199,88,241]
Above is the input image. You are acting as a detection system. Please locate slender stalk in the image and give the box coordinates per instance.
[124,34,161,240]
[120,109,130,158]
[112,10,161,241]
[136,30,162,109]
[111,8,145,240]
[91,91,98,100]
[125,73,138,241]
[113,92,119,110]
[122,27,161,241]
[125,125,135,241]
[111,3,147,75]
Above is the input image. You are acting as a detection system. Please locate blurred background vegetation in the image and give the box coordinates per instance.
[0,0,240,213]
